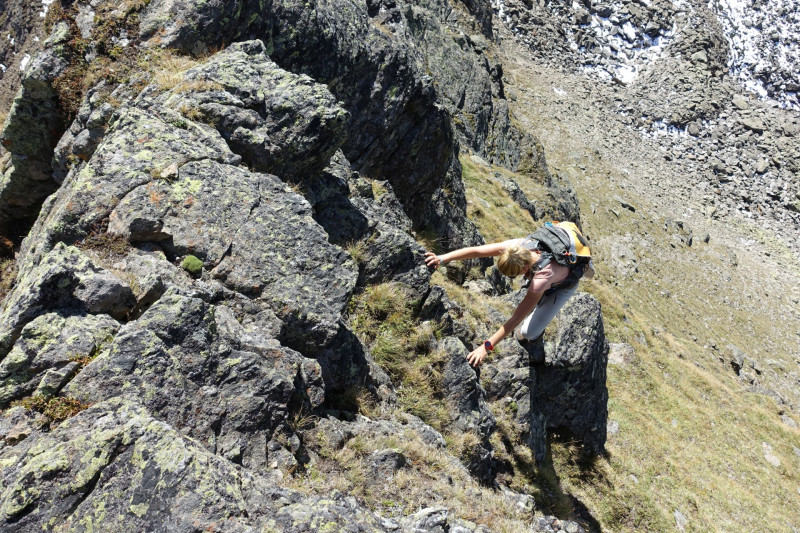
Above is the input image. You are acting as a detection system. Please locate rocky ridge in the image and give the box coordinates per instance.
[0,1,608,531]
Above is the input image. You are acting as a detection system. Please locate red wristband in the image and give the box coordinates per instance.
[483,340,494,351]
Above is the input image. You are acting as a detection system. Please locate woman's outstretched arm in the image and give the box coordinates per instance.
[424,238,523,268]
[466,287,542,367]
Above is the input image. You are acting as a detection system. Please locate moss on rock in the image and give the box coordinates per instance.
[180,255,203,277]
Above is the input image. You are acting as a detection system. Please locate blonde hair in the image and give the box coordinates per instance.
[497,245,534,278]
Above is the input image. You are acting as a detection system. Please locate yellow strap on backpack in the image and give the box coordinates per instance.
[554,221,591,258]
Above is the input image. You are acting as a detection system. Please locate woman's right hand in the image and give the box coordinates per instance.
[424,251,443,268]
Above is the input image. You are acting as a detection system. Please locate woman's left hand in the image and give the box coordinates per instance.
[467,345,487,368]
[424,251,443,268]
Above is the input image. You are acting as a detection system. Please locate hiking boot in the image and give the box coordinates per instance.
[515,329,545,364]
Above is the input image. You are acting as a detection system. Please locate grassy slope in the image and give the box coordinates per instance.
[461,41,800,532]
[296,79,800,532]
[459,150,800,532]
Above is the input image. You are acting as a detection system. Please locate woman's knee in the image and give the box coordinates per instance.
[520,319,546,341]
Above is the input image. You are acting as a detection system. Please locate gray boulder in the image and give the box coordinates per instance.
[166,40,349,181]
[18,101,240,269]
[51,80,132,185]
[303,151,431,301]
[64,291,325,470]
[529,293,609,461]
[0,243,135,356]
[15,41,363,369]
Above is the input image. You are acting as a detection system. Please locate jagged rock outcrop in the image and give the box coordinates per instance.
[131,0,485,251]
[531,293,609,462]
[483,291,608,464]
[440,336,497,482]
[0,22,71,236]
[15,42,368,367]
[0,0,614,530]
[0,0,48,110]
[0,399,395,532]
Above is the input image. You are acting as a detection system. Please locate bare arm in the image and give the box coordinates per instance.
[467,286,542,367]
[424,238,523,268]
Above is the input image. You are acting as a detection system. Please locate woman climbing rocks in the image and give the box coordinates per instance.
[424,222,593,367]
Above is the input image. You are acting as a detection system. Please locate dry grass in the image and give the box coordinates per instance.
[76,230,131,262]
[414,228,445,256]
[344,240,367,265]
[430,270,515,338]
[460,154,536,244]
[10,395,91,427]
[177,103,205,122]
[348,283,451,429]
[287,423,538,532]
[371,180,388,198]
[488,61,800,530]
[0,258,18,303]
[145,51,202,91]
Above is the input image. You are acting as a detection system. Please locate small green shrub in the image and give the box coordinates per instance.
[181,255,203,277]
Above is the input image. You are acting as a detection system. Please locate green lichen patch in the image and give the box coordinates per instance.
[180,255,203,277]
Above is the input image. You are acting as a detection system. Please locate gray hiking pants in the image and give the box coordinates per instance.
[519,283,578,340]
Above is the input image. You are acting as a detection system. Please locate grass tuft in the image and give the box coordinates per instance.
[10,395,90,426]
[348,282,450,429]
[344,240,367,265]
[0,257,17,303]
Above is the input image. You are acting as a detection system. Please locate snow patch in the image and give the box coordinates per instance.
[19,54,31,72]
[40,0,56,18]
[710,0,800,109]
[492,0,513,25]
[572,3,678,84]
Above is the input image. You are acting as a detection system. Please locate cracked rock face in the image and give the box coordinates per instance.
[0,399,393,532]
[17,41,360,361]
[63,291,326,470]
[0,243,135,356]
[0,1,613,530]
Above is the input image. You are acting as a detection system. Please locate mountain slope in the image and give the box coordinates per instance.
[0,1,798,532]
